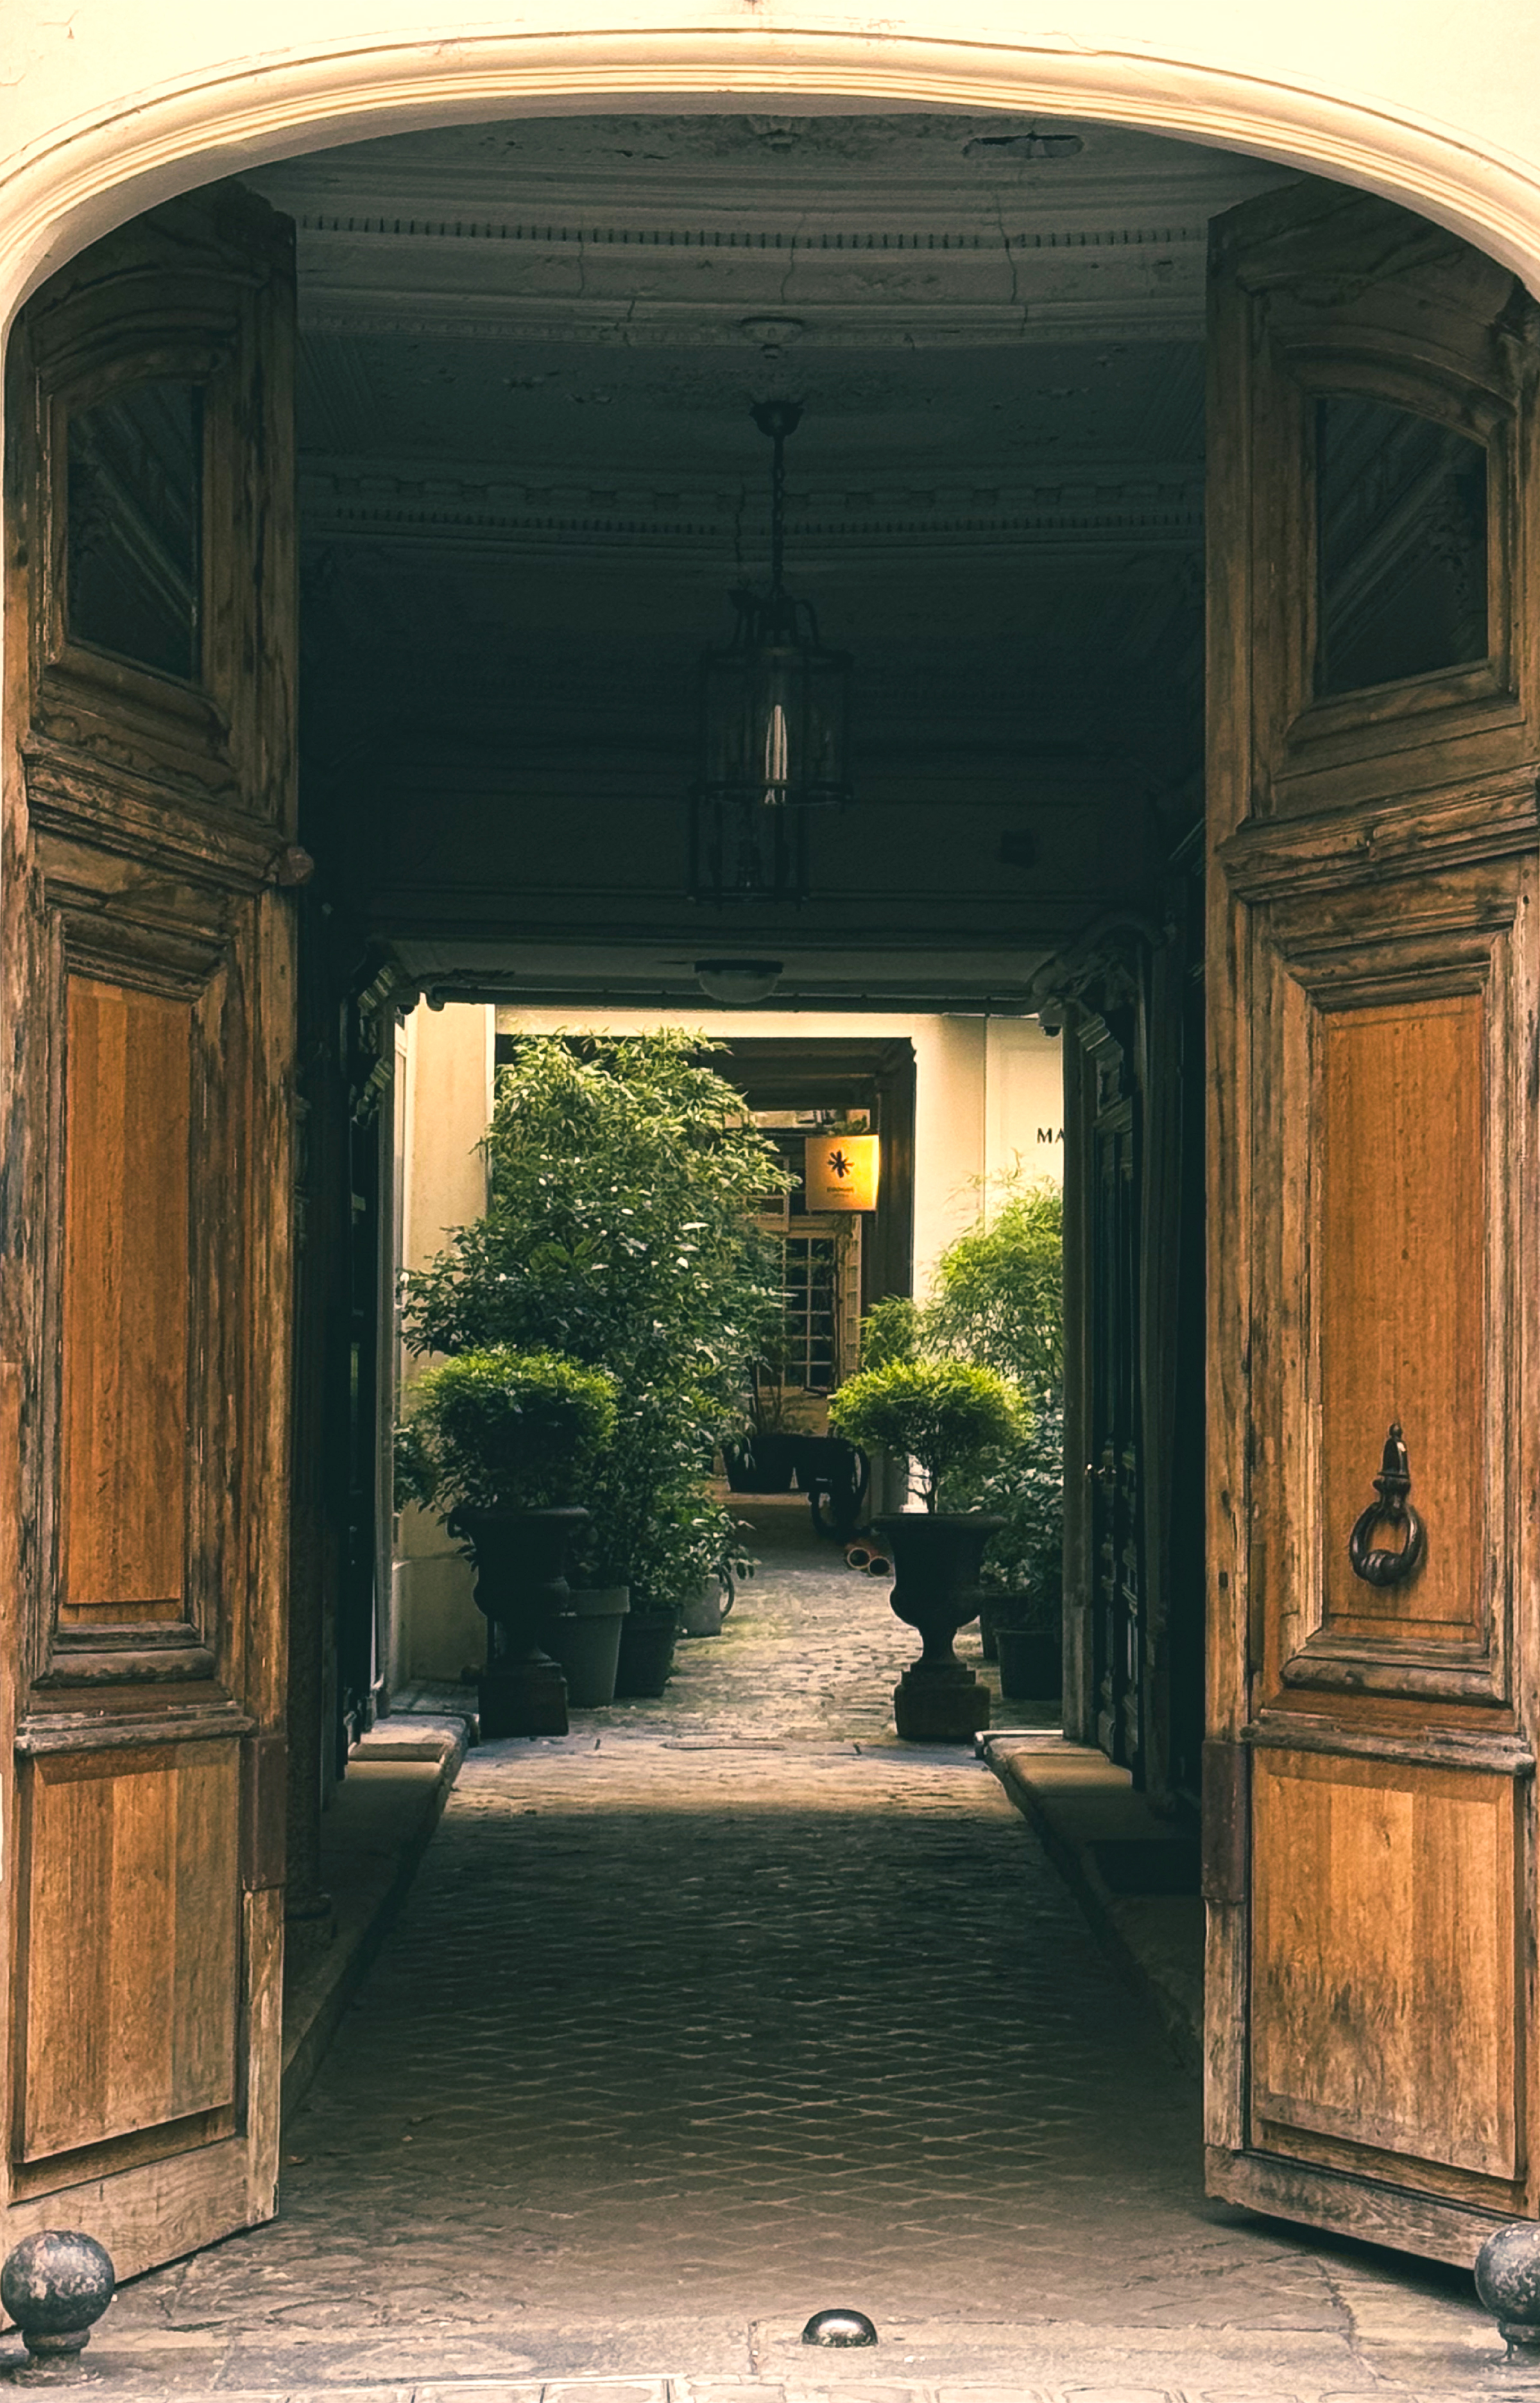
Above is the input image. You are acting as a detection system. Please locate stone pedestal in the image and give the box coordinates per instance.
[877,1510,1002,1745]
[459,1505,588,1741]
[479,1647,569,1738]
[893,1660,991,1742]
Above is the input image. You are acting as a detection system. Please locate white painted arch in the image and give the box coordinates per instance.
[4,9,1540,330]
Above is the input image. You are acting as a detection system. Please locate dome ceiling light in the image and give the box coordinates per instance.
[694,958,784,1006]
[690,399,852,905]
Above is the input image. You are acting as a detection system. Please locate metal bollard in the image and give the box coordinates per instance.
[1477,2223,1540,2355]
[803,2307,878,2348]
[1,2233,115,2382]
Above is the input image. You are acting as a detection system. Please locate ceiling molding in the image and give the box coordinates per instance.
[297,295,1205,347]
[298,466,1204,555]
[292,212,1210,252]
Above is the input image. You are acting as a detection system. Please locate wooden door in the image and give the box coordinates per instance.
[0,185,297,2274]
[1075,999,1148,1780]
[1204,177,1540,2261]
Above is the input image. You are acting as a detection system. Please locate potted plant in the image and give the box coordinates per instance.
[993,1591,1064,1703]
[858,1182,1065,1677]
[609,1474,751,1689]
[402,1031,785,1692]
[925,1178,1065,1669]
[680,1508,755,1637]
[723,1331,800,1492]
[828,1357,1027,1741]
[397,1347,617,1736]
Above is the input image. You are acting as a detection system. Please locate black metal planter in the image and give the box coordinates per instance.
[875,1510,1002,1742]
[454,1504,588,1737]
[613,1613,680,1698]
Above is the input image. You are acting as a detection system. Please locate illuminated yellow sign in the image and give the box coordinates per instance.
[804,1132,880,1212]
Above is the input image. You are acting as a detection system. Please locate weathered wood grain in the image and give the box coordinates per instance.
[1317,992,1484,1641]
[15,1742,239,2159]
[1205,175,1540,2250]
[1,187,296,2265]
[1252,1748,1521,2179]
[60,976,190,1622]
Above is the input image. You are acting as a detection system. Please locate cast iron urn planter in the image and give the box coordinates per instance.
[453,1505,588,1738]
[875,1510,1002,1742]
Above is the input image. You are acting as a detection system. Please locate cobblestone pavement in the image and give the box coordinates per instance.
[93,1499,1502,2402]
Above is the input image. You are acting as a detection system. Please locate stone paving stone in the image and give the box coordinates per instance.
[96,1498,1496,2399]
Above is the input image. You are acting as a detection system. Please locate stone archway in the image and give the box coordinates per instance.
[4,13,1540,330]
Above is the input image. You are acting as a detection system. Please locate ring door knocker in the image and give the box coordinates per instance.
[1348,1422,1427,1588]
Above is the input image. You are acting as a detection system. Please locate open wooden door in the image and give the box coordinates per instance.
[1204,177,1540,2262]
[0,185,296,2274]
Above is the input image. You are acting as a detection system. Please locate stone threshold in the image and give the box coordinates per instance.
[977,1731,1204,2071]
[33,2377,1515,2402]
[280,1711,472,2118]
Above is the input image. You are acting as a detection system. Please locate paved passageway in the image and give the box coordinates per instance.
[100,1503,1492,2400]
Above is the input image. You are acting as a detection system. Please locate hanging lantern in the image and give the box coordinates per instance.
[691,399,852,904]
[804,1132,880,1212]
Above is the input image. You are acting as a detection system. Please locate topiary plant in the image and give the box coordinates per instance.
[828,1357,1027,1512]
[398,1347,617,1520]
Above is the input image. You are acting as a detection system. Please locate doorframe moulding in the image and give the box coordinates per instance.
[4,22,1540,336]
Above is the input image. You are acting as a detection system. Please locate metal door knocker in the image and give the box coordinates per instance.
[1348,1422,1426,1587]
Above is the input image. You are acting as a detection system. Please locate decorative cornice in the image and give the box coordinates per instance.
[287,203,1213,347]
[298,465,1204,556]
[298,297,1204,347]
[295,212,1209,253]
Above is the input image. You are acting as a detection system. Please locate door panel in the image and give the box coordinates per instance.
[60,976,192,1622]
[1251,1751,1521,2184]
[1204,177,1540,2261]
[17,1743,241,2160]
[1,186,296,2271]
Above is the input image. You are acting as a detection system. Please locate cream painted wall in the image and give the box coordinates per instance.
[985,1015,1065,1194]
[400,1001,494,1285]
[391,1001,496,1687]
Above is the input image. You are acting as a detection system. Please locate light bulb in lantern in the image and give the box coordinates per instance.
[762,700,789,805]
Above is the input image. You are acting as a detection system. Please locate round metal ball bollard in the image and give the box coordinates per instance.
[1476,2221,1540,2356]
[802,2308,878,2349]
[1,2233,115,2381]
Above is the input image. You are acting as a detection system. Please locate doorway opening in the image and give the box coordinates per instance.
[4,80,1536,2352]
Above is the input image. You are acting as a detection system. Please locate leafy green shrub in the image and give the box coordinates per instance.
[400,1348,617,1519]
[926,1178,1063,1396]
[928,1178,1063,1594]
[950,1399,1064,1606]
[857,1293,922,1370]
[829,1357,1027,1511]
[846,1175,1063,1591]
[400,1029,789,1606]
